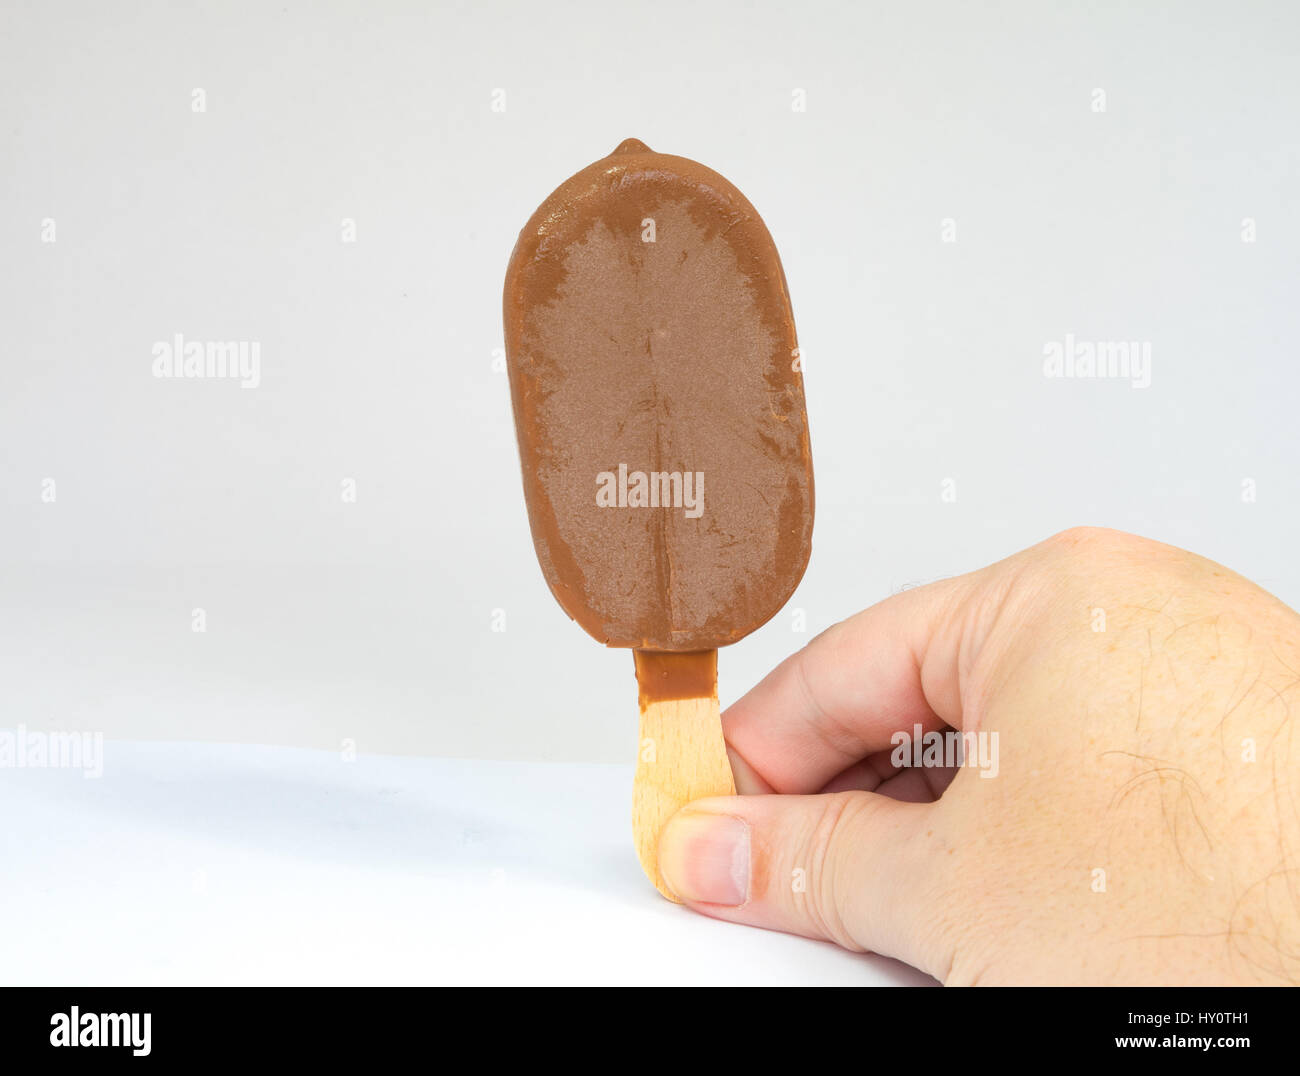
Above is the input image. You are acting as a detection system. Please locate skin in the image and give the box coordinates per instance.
[656,528,1300,985]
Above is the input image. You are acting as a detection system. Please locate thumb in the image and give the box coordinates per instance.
[657,792,950,976]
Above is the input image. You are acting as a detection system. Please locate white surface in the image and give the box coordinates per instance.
[0,740,936,986]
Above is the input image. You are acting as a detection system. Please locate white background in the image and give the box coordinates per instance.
[3,0,1298,761]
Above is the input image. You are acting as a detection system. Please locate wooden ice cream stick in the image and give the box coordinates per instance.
[632,650,736,900]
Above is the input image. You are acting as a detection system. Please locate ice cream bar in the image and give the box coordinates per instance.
[503,138,813,652]
[503,139,814,896]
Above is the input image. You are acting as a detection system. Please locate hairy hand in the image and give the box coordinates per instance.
[658,528,1300,985]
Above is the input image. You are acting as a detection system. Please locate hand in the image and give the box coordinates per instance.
[656,528,1300,985]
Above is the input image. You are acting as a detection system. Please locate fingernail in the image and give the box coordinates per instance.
[658,811,750,906]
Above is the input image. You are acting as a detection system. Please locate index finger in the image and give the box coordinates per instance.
[723,557,1025,795]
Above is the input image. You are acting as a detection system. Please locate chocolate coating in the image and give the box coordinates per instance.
[634,650,717,709]
[504,139,813,650]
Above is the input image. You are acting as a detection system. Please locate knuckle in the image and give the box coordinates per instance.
[1045,525,1130,553]
[1027,526,1152,600]
[804,616,854,661]
[803,792,872,951]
